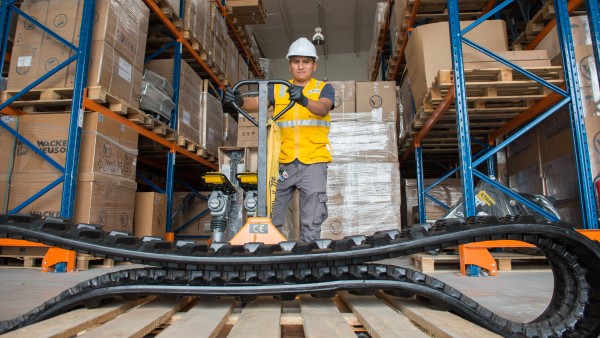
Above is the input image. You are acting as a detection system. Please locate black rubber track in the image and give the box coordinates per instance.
[1,214,600,337]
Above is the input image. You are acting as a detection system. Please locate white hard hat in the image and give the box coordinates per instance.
[286,37,318,61]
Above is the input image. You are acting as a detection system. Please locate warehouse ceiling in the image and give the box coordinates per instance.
[249,0,380,59]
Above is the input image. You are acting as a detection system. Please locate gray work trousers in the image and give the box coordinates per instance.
[272,161,328,243]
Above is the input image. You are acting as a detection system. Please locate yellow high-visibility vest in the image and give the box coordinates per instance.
[273,78,332,164]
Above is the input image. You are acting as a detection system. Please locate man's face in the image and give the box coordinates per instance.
[288,56,317,84]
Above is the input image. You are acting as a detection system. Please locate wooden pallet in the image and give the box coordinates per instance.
[1,293,502,338]
[412,66,564,131]
[127,110,178,141]
[75,253,116,271]
[0,246,47,269]
[1,88,78,113]
[177,136,200,152]
[86,86,141,116]
[0,255,44,269]
[151,0,183,29]
[410,252,548,274]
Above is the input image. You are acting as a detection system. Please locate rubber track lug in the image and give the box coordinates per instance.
[0,214,40,224]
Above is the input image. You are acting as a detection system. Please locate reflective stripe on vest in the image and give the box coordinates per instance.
[276,120,331,128]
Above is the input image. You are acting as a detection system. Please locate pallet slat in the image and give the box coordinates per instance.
[158,299,235,337]
[79,297,192,338]
[227,298,281,338]
[1,297,154,338]
[300,295,357,338]
[340,293,429,338]
[380,295,503,338]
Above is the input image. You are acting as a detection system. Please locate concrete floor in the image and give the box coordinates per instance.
[0,259,554,325]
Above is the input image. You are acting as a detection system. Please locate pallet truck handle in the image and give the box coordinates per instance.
[230,80,295,126]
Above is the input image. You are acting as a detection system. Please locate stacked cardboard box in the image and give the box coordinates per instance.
[236,112,258,147]
[322,163,401,239]
[200,91,224,158]
[321,81,402,239]
[134,192,167,237]
[225,35,239,85]
[328,81,356,122]
[184,0,211,53]
[8,0,149,109]
[145,59,203,145]
[367,2,388,78]
[210,5,229,75]
[223,114,238,147]
[225,0,267,25]
[1,113,138,231]
[404,20,508,110]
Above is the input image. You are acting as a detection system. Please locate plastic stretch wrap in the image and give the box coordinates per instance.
[200,92,224,157]
[145,60,202,144]
[225,36,239,85]
[329,121,398,163]
[398,77,415,140]
[321,163,401,240]
[139,80,175,121]
[329,81,356,120]
[143,69,174,97]
[368,2,388,76]
[444,180,560,222]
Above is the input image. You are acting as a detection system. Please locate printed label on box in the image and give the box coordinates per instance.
[18,56,32,67]
[118,57,132,82]
[183,110,191,126]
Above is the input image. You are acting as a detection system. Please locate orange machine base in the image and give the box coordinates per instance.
[229,217,287,245]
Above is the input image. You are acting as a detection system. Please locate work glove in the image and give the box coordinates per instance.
[223,88,243,108]
[287,85,308,107]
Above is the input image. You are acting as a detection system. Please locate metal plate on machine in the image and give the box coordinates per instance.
[249,223,269,234]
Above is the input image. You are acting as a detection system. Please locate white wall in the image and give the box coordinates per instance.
[267,52,371,82]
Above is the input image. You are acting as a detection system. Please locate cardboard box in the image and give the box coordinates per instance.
[13,0,49,46]
[585,115,600,178]
[134,192,168,237]
[43,0,81,43]
[535,16,592,61]
[218,146,258,183]
[329,81,356,120]
[5,113,137,180]
[86,0,150,67]
[405,20,508,109]
[329,122,398,163]
[0,115,18,175]
[74,178,137,232]
[236,125,258,147]
[200,92,224,157]
[223,113,238,147]
[463,50,551,69]
[238,112,259,127]
[35,38,71,89]
[6,44,41,91]
[146,59,203,143]
[7,175,137,232]
[355,81,397,122]
[0,174,8,214]
[70,40,143,108]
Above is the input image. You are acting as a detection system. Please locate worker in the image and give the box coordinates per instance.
[223,37,335,242]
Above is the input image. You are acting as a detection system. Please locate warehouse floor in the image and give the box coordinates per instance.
[0,258,553,324]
